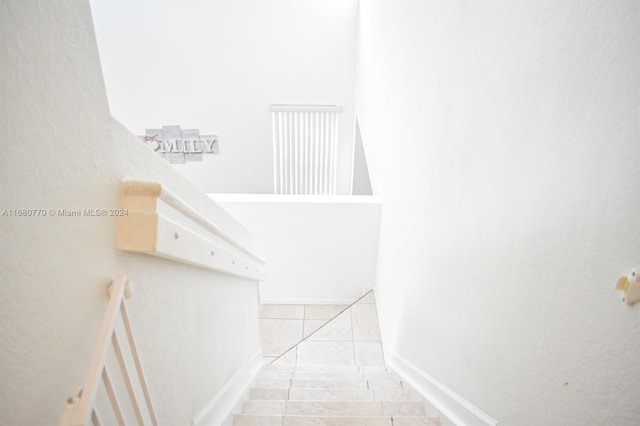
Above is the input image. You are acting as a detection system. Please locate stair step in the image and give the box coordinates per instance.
[254,378,406,390]
[260,367,399,380]
[263,364,390,374]
[234,415,282,426]
[256,369,403,383]
[393,417,441,426]
[248,295,442,426]
[250,387,425,402]
[259,371,367,380]
[291,378,385,389]
[250,387,377,401]
[288,388,374,401]
[264,365,361,373]
[242,400,286,415]
[250,388,291,400]
[241,400,427,416]
[234,415,441,426]
[285,417,392,426]
[373,389,425,401]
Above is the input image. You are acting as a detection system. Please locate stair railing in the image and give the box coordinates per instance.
[59,275,158,426]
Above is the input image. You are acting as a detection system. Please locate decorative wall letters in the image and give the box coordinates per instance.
[139,125,219,164]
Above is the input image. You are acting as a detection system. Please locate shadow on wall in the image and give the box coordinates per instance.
[353,118,373,195]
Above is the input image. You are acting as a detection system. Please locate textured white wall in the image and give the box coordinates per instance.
[0,1,261,424]
[90,0,358,195]
[356,0,640,424]
[212,195,381,303]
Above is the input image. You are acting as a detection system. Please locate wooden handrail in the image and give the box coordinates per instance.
[117,180,267,281]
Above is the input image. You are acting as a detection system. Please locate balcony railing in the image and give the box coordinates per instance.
[270,104,342,195]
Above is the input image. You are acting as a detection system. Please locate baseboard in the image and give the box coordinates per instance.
[260,298,356,305]
[191,351,264,426]
[387,352,498,426]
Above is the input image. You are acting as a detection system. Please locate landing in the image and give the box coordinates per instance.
[259,292,384,366]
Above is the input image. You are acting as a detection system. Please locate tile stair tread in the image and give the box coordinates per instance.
[255,379,370,388]
[250,299,440,425]
[264,365,389,373]
[254,380,404,390]
[234,415,283,426]
[256,376,403,384]
[259,371,369,379]
[392,417,442,426]
[241,400,428,416]
[249,387,424,401]
[260,370,396,380]
[234,414,441,426]
[260,370,401,378]
[257,371,403,381]
[264,365,361,371]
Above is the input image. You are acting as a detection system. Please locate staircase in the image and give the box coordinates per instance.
[232,292,442,425]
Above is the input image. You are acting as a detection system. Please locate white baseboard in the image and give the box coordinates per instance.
[192,351,264,426]
[387,352,498,426]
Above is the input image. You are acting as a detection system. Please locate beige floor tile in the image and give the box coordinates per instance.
[373,388,423,401]
[254,378,292,388]
[367,377,403,389]
[358,292,376,304]
[283,416,392,426]
[304,304,348,320]
[271,348,297,366]
[296,341,355,365]
[291,378,368,389]
[264,364,298,371]
[351,304,381,341]
[292,371,362,379]
[306,311,353,341]
[260,319,303,357]
[285,400,383,416]
[259,370,295,379]
[303,320,326,337]
[242,400,286,415]
[292,365,358,372]
[358,366,389,374]
[354,342,385,365]
[250,388,290,400]
[234,415,283,426]
[365,372,402,381]
[288,388,374,401]
[391,417,441,426]
[260,304,305,319]
[382,400,426,416]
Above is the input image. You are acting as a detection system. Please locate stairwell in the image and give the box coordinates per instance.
[232,292,442,425]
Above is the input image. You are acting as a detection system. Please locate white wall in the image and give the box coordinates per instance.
[90,0,358,195]
[211,194,381,303]
[356,1,640,425]
[0,1,262,424]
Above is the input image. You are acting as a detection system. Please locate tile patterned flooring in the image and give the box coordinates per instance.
[259,292,384,366]
[234,293,442,425]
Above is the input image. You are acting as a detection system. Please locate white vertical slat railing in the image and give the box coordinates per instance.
[60,275,158,426]
[270,104,341,195]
